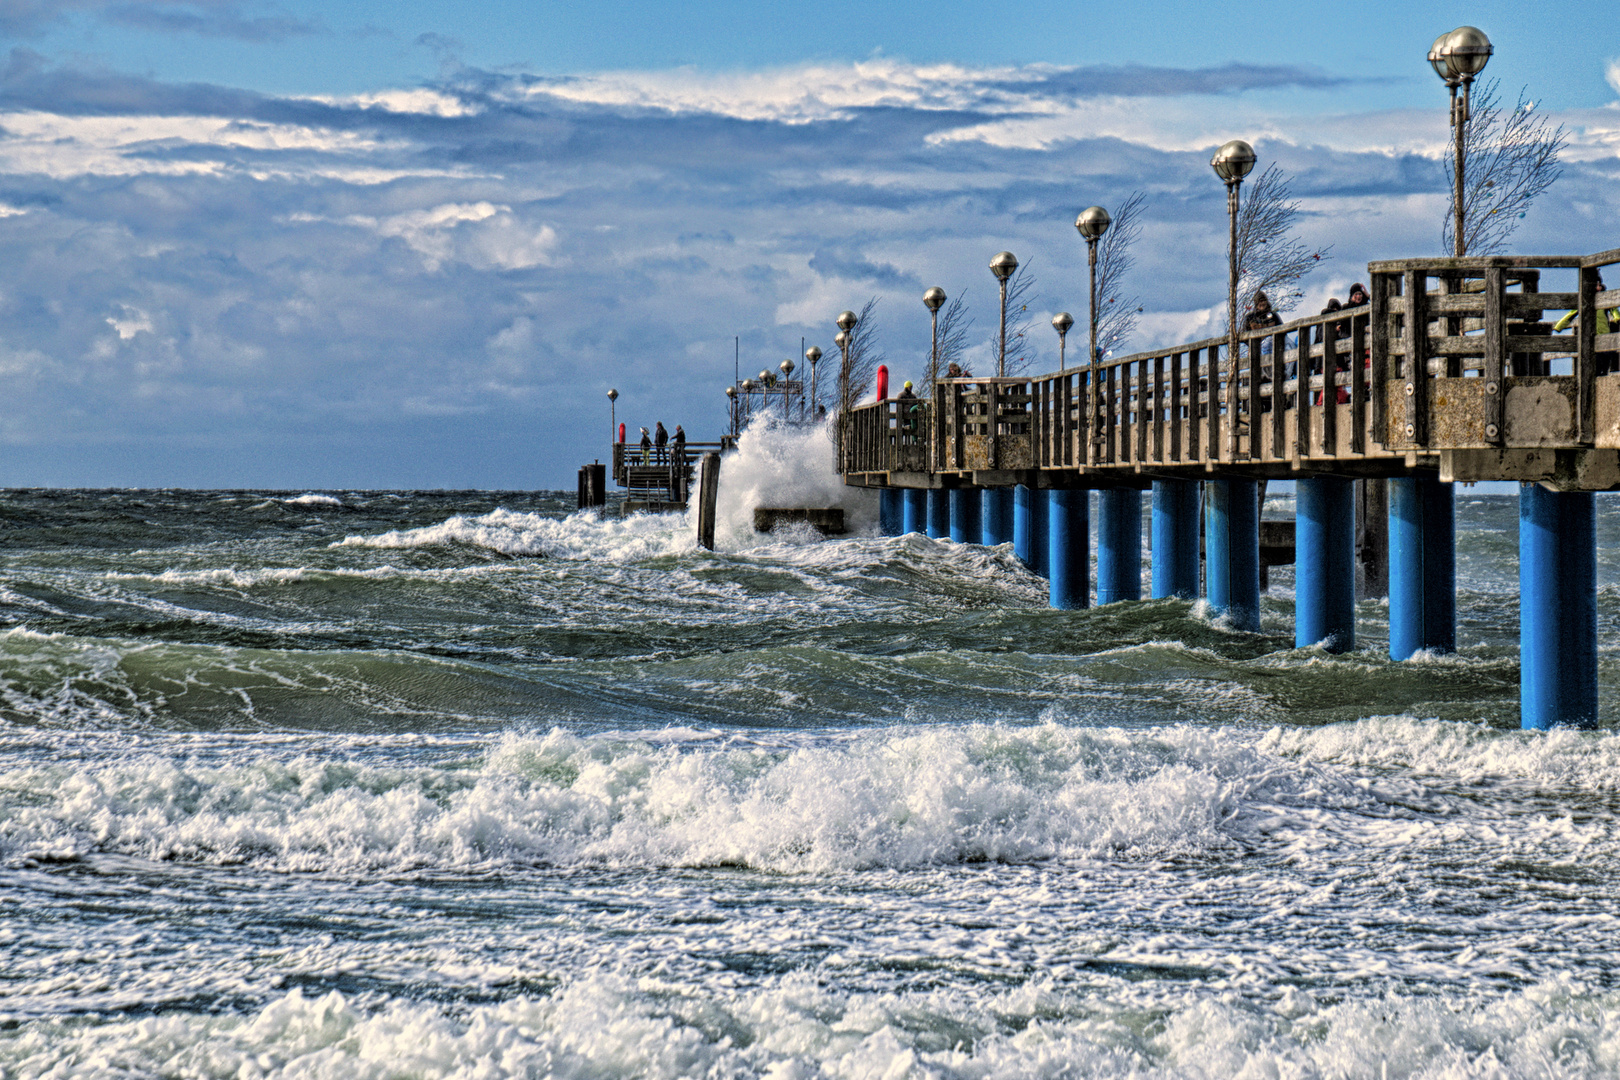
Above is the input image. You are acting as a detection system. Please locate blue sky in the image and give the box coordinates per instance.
[0,0,1618,487]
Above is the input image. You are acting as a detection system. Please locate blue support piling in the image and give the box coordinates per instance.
[949,489,981,544]
[926,489,950,539]
[1014,485,1050,577]
[879,489,903,537]
[1295,476,1356,652]
[982,488,1014,546]
[1388,475,1455,660]
[1151,479,1200,600]
[1519,484,1598,730]
[1097,488,1143,605]
[1048,489,1089,609]
[902,488,927,536]
[1205,478,1261,632]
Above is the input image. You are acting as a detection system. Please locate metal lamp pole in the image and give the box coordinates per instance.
[725,385,737,437]
[779,358,796,418]
[607,387,618,445]
[923,286,946,388]
[1430,26,1493,257]
[1211,139,1257,459]
[990,252,1018,377]
[1052,312,1073,370]
[805,346,822,419]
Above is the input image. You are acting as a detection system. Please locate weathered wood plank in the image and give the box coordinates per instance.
[1404,268,1428,445]
[1484,266,1504,445]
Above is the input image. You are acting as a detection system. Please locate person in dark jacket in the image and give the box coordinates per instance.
[1243,291,1282,332]
[638,427,652,463]
[672,425,686,463]
[654,421,668,450]
[1346,283,1370,307]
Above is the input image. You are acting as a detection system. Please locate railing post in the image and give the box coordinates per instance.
[1578,265,1599,444]
[1351,312,1367,454]
[1403,268,1429,446]
[1484,265,1505,445]
[1370,274,1392,441]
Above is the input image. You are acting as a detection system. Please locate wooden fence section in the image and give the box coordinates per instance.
[839,248,1620,490]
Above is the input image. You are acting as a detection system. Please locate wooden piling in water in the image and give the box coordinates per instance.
[696,453,720,550]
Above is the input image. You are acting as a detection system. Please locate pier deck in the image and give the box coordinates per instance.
[842,249,1620,492]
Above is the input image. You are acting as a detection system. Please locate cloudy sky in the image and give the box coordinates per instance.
[0,0,1618,488]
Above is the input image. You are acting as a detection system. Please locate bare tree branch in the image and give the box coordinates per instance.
[1232,164,1331,327]
[922,292,975,396]
[1443,80,1567,256]
[994,260,1039,376]
[842,296,884,409]
[1094,190,1146,361]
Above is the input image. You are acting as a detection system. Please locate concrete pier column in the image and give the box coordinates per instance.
[1048,489,1089,609]
[1520,484,1598,730]
[902,488,927,536]
[949,488,980,544]
[879,489,903,537]
[1295,476,1356,652]
[1388,475,1455,659]
[982,488,1014,546]
[1152,480,1200,600]
[1014,485,1050,577]
[1097,489,1143,605]
[1205,478,1261,632]
[926,489,950,539]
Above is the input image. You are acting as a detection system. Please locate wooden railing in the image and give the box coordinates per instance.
[844,398,930,476]
[1369,249,1620,450]
[837,248,1620,484]
[612,441,725,485]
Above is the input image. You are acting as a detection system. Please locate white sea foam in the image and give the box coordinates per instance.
[334,418,877,560]
[2,975,1617,1079]
[284,494,343,507]
[713,416,878,548]
[4,720,1615,874]
[335,505,693,561]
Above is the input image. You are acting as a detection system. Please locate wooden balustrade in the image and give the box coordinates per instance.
[837,248,1620,489]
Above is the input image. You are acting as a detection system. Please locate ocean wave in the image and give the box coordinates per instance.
[284,494,343,507]
[2,975,1615,1079]
[335,507,694,561]
[3,720,1597,874]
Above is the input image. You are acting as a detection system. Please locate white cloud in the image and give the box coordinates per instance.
[292,203,560,272]
[107,305,153,341]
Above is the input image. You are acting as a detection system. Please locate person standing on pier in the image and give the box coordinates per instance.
[672,424,686,464]
[1554,274,1620,375]
[639,426,652,463]
[654,421,668,454]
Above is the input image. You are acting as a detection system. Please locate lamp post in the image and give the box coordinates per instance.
[1051,312,1073,370]
[1211,139,1257,459]
[780,357,796,418]
[990,252,1018,377]
[835,310,857,416]
[923,286,946,388]
[1429,26,1492,257]
[607,388,618,445]
[725,385,737,437]
[805,345,822,419]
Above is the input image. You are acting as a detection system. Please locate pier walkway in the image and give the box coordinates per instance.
[838,250,1620,730]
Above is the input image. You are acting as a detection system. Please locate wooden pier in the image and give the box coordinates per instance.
[610,441,725,511]
[842,250,1620,492]
[840,248,1620,731]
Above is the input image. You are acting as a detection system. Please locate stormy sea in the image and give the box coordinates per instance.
[4,421,1620,1078]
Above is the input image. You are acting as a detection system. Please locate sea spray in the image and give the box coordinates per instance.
[713,416,878,548]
